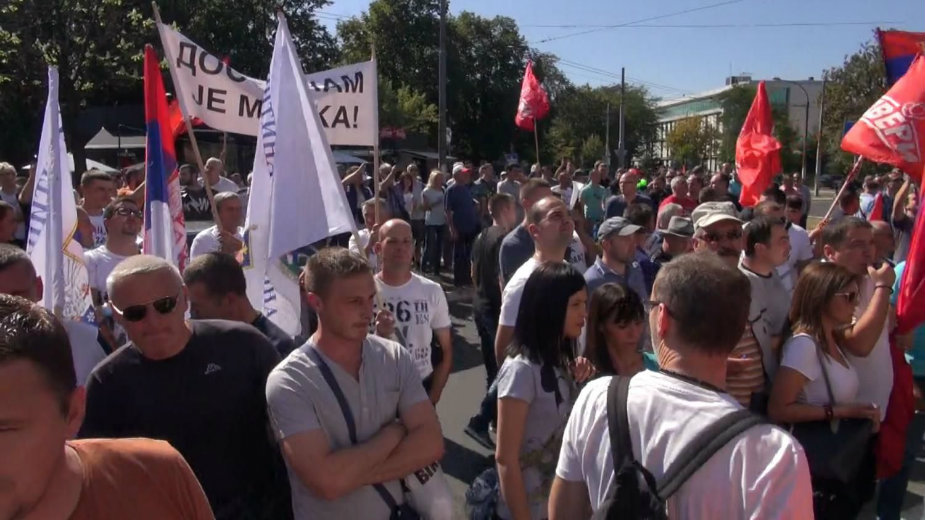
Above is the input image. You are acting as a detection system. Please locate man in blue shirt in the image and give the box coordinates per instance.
[445,164,481,286]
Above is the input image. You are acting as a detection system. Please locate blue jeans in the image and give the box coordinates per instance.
[876,377,925,520]
[423,224,445,273]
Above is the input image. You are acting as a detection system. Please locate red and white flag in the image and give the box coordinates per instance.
[515,61,550,131]
[842,54,925,183]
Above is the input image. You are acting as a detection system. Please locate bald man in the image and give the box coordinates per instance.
[373,219,453,404]
[79,255,290,518]
[871,220,897,267]
[200,157,239,194]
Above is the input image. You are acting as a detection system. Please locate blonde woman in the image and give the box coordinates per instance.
[421,170,446,274]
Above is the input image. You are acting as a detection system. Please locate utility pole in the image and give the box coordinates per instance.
[437,0,447,170]
[605,103,611,170]
[618,67,626,169]
[814,78,826,196]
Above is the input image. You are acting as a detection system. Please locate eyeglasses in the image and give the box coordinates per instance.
[111,292,181,322]
[835,291,860,305]
[114,207,143,219]
[703,229,743,243]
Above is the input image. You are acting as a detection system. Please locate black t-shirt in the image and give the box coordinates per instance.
[80,320,286,518]
[181,186,213,221]
[471,225,507,315]
[252,313,297,359]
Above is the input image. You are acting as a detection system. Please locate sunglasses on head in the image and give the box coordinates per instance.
[835,290,860,305]
[112,292,180,322]
[704,229,743,243]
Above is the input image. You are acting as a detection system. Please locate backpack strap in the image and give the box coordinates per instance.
[656,409,766,499]
[606,375,635,474]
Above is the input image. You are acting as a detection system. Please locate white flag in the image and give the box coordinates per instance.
[155,22,378,146]
[242,14,358,336]
[27,67,95,323]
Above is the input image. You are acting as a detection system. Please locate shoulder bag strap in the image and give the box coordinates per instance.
[606,375,635,474]
[307,347,401,512]
[813,339,838,407]
[656,410,766,499]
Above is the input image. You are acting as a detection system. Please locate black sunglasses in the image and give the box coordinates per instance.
[114,207,143,219]
[112,293,180,322]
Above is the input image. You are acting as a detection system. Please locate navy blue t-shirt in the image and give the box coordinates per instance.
[445,183,480,234]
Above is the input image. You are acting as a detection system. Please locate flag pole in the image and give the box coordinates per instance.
[820,156,864,223]
[371,44,381,228]
[534,121,541,169]
[151,2,222,229]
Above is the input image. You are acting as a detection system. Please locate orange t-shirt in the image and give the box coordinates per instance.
[69,438,214,520]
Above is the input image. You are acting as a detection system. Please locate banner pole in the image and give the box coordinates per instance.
[152,2,222,229]
[820,156,864,223]
[371,45,381,228]
[534,121,541,169]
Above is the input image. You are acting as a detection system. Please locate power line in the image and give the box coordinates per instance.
[523,20,899,29]
[529,0,746,44]
[555,58,692,94]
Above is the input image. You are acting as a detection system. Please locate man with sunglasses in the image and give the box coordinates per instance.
[85,197,141,348]
[80,255,289,519]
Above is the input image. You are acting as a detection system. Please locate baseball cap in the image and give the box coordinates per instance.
[663,216,694,238]
[598,217,643,240]
[691,201,743,231]
[452,162,471,176]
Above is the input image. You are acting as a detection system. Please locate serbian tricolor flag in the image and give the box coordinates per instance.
[736,81,781,207]
[842,54,925,183]
[878,29,925,85]
[143,45,187,271]
[515,61,550,131]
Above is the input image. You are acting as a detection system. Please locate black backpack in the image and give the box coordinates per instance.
[591,375,766,520]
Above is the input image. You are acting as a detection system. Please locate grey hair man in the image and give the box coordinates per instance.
[189,191,245,258]
[201,157,239,194]
[80,255,288,518]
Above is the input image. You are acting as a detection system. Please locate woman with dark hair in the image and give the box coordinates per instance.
[585,283,658,376]
[495,262,591,520]
[768,261,880,518]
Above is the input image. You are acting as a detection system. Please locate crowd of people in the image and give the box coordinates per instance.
[0,153,921,520]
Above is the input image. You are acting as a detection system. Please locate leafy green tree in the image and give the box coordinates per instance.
[666,116,719,167]
[821,39,888,176]
[579,134,604,167]
[379,79,438,133]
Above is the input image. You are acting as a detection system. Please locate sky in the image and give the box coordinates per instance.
[316,0,924,101]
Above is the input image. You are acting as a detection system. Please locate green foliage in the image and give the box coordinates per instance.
[379,79,438,133]
[579,134,604,167]
[546,83,657,168]
[666,116,718,167]
[821,39,888,176]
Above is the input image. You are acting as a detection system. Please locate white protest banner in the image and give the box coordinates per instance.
[156,22,378,146]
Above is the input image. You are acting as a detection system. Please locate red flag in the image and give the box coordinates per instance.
[515,61,550,131]
[842,54,925,183]
[897,187,925,334]
[869,192,885,221]
[736,81,782,207]
[167,100,203,138]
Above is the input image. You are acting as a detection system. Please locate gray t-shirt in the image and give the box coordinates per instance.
[265,336,429,519]
[498,179,523,222]
[422,187,446,226]
[499,225,534,285]
[496,355,576,520]
[739,261,791,380]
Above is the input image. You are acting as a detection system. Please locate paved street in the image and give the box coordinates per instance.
[432,188,924,519]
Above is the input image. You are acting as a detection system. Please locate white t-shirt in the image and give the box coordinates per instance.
[780,333,859,406]
[189,225,244,259]
[499,257,540,328]
[88,213,107,248]
[776,224,813,293]
[556,372,813,519]
[84,245,131,300]
[567,232,588,271]
[202,176,240,194]
[349,229,378,271]
[373,274,451,379]
[846,276,893,419]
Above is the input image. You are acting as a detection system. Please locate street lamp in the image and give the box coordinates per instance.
[772,78,811,180]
